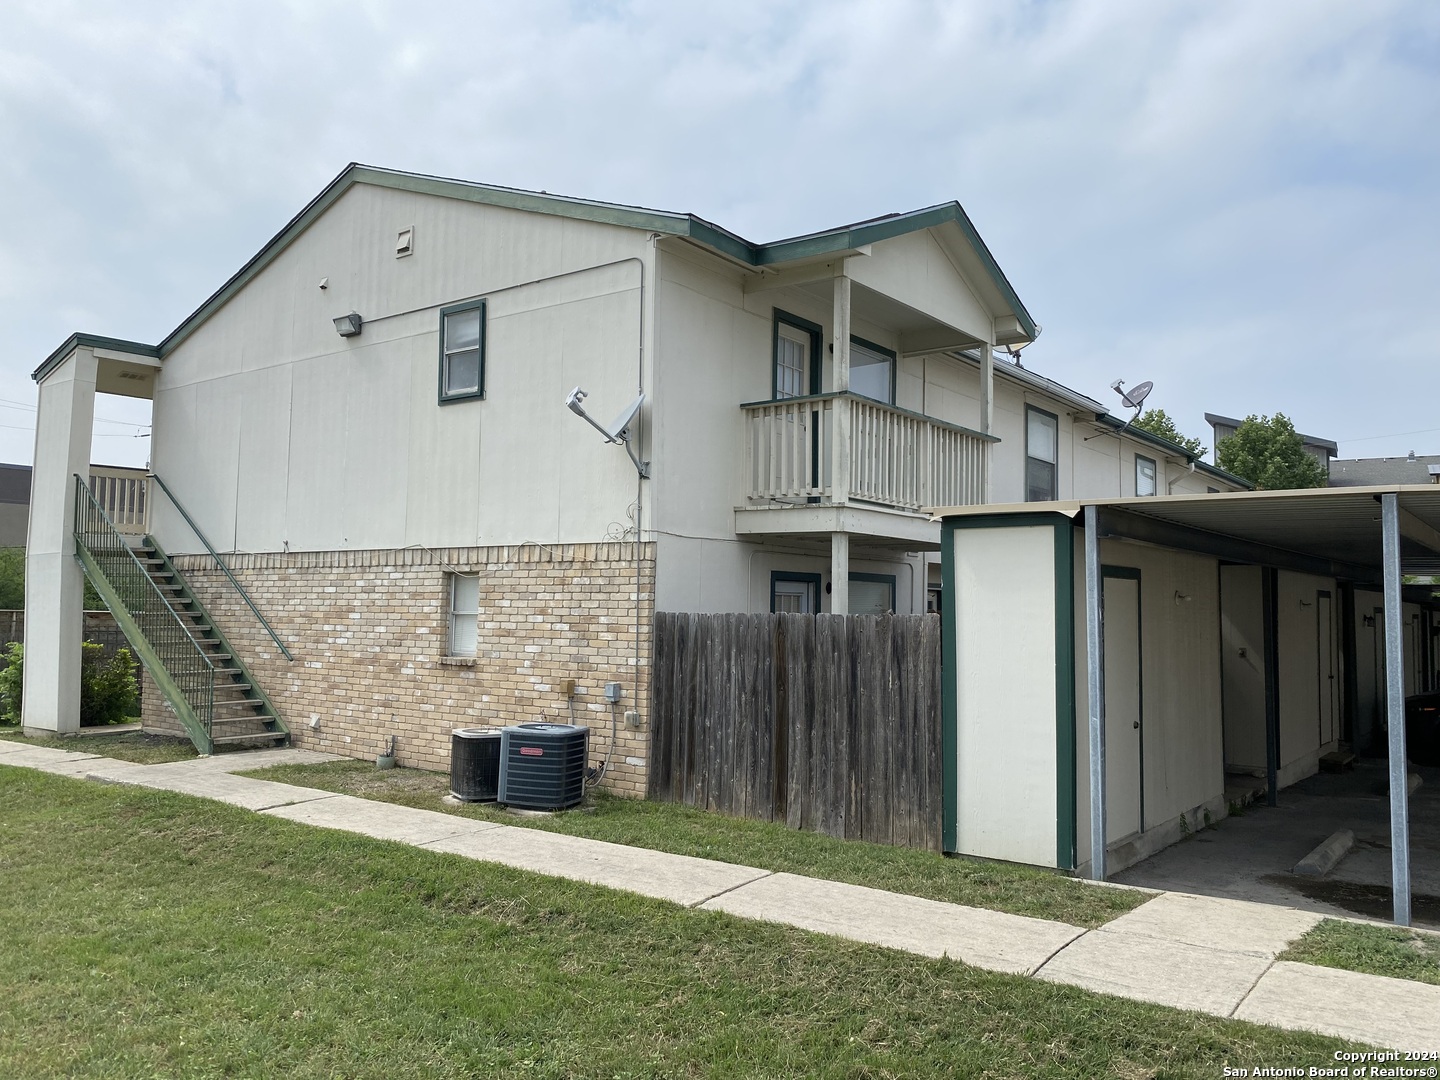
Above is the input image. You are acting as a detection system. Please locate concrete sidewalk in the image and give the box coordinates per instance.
[3,740,1437,1052]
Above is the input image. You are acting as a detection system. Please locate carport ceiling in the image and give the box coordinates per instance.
[934,486,1440,580]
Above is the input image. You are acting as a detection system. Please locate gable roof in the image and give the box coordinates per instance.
[35,163,1037,382]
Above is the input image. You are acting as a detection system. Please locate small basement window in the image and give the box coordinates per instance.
[448,573,479,657]
[439,299,485,403]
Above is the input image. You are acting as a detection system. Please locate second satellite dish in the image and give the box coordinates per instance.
[1110,379,1153,413]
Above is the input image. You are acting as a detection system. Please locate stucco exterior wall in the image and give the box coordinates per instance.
[141,542,655,795]
[150,183,654,556]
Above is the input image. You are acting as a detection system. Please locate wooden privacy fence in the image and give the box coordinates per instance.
[648,611,943,851]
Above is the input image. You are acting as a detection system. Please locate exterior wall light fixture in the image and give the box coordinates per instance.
[333,312,363,337]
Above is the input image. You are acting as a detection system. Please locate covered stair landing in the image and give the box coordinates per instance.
[73,475,290,755]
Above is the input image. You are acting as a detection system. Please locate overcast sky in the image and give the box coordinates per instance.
[1,0,1436,469]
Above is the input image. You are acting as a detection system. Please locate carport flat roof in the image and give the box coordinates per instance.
[932,485,1440,582]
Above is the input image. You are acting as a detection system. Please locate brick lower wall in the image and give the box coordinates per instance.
[140,542,655,796]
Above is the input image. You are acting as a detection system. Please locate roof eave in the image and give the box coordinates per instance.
[32,333,161,384]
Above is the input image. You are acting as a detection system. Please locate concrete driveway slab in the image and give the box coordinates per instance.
[700,872,1085,975]
[1235,960,1440,1051]
[261,793,494,845]
[1036,930,1272,1015]
[426,827,772,907]
[1101,891,1323,957]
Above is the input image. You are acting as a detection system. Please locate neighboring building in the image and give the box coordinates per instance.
[1329,451,1440,488]
[0,464,31,547]
[0,463,149,549]
[1205,412,1338,473]
[25,164,1246,793]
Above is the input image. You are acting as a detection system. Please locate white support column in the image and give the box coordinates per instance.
[831,266,852,506]
[980,342,994,503]
[1381,492,1412,926]
[1084,504,1107,879]
[830,531,850,615]
[23,347,98,735]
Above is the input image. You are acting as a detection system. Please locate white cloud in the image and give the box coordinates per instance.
[0,0,1436,467]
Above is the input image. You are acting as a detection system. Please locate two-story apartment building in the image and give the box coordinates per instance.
[25,164,1244,794]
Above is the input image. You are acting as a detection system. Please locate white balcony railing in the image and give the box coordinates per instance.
[742,393,990,512]
[87,466,150,537]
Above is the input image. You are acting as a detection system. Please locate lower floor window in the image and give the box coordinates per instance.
[849,573,896,615]
[771,572,820,613]
[448,573,479,656]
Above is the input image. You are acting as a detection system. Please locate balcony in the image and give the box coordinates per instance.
[741,392,991,515]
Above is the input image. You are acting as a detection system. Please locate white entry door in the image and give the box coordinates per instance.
[1317,592,1338,747]
[1103,572,1143,841]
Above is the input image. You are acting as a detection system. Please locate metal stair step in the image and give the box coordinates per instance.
[209,733,288,746]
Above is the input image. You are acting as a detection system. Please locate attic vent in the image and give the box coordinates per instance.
[395,226,414,258]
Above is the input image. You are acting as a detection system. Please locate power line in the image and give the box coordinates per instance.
[1337,426,1440,445]
[0,399,150,428]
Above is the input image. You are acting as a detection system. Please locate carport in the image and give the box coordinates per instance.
[938,486,1440,926]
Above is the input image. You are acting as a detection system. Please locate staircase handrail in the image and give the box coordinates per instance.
[147,471,294,661]
[73,475,216,742]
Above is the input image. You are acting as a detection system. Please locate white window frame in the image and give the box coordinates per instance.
[447,573,479,657]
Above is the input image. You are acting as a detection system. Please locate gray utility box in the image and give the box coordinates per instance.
[449,727,503,802]
[498,722,589,811]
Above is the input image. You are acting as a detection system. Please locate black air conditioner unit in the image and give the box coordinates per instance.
[498,723,589,811]
[449,727,502,802]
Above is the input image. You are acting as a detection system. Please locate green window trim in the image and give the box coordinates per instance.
[439,298,486,404]
[848,571,897,614]
[773,309,822,399]
[770,570,822,613]
[1135,454,1158,497]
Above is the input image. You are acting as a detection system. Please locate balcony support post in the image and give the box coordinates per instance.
[23,345,98,735]
[830,531,850,615]
[980,342,994,503]
[831,266,852,506]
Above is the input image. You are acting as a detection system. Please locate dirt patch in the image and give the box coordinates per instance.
[1266,873,1440,928]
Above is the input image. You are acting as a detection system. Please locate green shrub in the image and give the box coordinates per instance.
[0,641,22,724]
[0,641,139,726]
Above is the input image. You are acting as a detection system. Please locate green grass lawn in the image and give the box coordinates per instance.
[0,766,1354,1079]
[1280,918,1440,985]
[0,725,197,764]
[242,761,1147,929]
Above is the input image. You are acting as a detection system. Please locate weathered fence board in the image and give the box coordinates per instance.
[649,611,942,851]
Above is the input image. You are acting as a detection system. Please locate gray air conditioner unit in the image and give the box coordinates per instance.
[497,723,589,811]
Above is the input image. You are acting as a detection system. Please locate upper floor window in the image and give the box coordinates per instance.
[1136,455,1158,497]
[1025,406,1059,502]
[773,310,821,399]
[439,299,486,403]
[849,338,895,405]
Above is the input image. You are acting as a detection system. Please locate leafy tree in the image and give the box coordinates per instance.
[0,547,104,610]
[1130,409,1205,457]
[1215,413,1328,490]
[0,548,24,609]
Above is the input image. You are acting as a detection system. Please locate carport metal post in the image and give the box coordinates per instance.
[1084,504,1107,880]
[1381,493,1412,926]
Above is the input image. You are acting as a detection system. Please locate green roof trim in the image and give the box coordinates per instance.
[1093,413,1252,490]
[35,162,1039,381]
[33,333,160,384]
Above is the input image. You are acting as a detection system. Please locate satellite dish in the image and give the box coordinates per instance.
[605,392,645,443]
[1122,381,1153,410]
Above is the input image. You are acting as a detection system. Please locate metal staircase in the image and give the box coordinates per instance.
[73,475,290,754]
